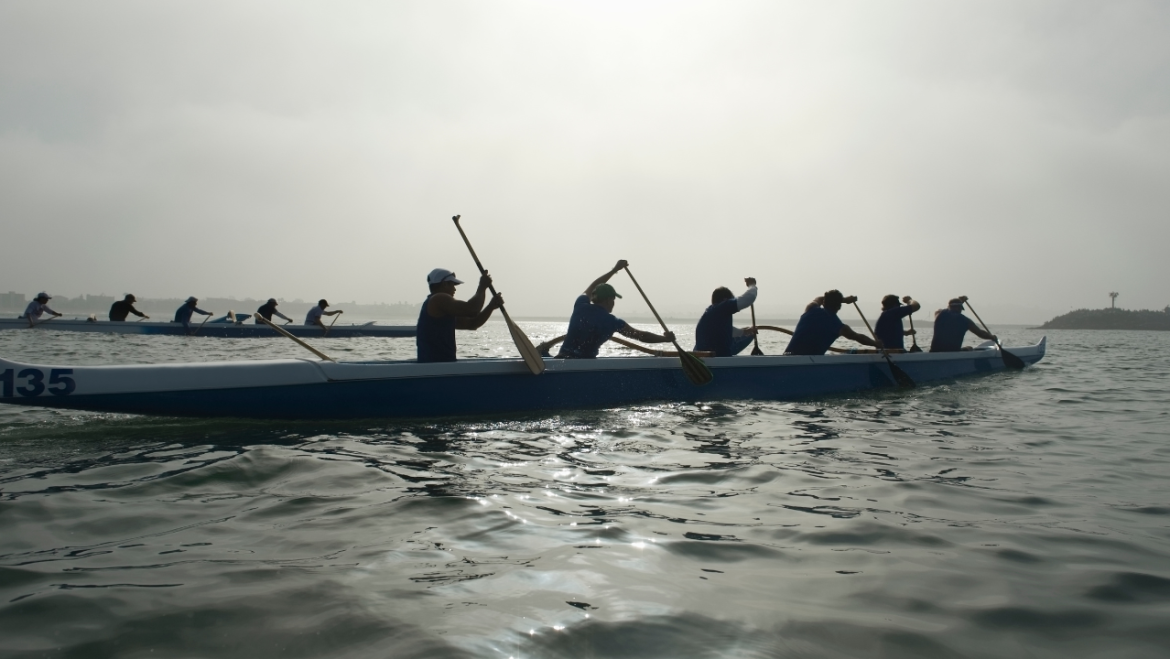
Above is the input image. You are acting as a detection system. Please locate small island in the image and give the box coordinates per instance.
[1036,307,1170,331]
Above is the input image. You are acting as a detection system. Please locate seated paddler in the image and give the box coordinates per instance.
[874,294,920,352]
[930,296,996,352]
[257,298,293,324]
[555,260,675,359]
[21,292,63,327]
[693,277,759,357]
[109,294,149,322]
[417,268,503,363]
[173,297,213,330]
[305,299,343,329]
[784,289,882,355]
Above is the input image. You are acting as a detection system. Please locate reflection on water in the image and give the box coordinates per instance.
[2,326,1170,657]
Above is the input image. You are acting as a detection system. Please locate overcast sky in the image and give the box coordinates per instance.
[2,1,1168,322]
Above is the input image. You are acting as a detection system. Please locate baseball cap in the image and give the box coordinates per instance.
[267,298,277,305]
[36,292,51,300]
[427,268,464,285]
[592,284,622,299]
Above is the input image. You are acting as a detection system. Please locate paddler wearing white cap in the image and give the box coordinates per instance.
[416,268,503,363]
[22,292,62,327]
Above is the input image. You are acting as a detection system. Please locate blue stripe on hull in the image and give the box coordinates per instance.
[25,352,1027,420]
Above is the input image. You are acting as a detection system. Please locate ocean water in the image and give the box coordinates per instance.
[1,323,1168,658]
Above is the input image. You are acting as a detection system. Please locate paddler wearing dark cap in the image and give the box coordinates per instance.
[416,268,503,363]
[256,298,293,323]
[173,296,213,330]
[784,289,882,355]
[109,294,149,322]
[305,299,343,329]
[555,260,675,359]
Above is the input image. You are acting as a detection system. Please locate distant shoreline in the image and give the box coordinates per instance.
[1034,308,1170,331]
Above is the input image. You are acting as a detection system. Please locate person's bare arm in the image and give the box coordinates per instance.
[902,296,921,314]
[324,309,343,317]
[584,260,628,296]
[456,294,503,330]
[428,273,491,318]
[840,325,882,348]
[968,319,997,342]
[805,296,824,313]
[617,324,675,344]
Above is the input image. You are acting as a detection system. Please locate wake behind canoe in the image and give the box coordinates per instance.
[0,337,1045,420]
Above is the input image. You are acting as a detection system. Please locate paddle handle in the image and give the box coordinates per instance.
[452,215,501,296]
[255,314,334,361]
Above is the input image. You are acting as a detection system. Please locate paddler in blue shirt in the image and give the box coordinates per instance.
[930,296,997,352]
[173,297,213,331]
[693,277,759,356]
[556,260,675,359]
[256,298,292,323]
[416,268,503,363]
[874,294,920,352]
[784,290,882,355]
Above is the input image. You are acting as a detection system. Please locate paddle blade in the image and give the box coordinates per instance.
[751,345,765,356]
[888,360,915,388]
[1000,346,1026,370]
[675,342,713,386]
[908,344,923,353]
[501,308,546,375]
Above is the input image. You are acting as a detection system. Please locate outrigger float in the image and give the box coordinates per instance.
[0,317,416,338]
[0,337,1045,420]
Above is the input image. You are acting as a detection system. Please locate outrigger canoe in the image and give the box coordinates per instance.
[0,317,415,338]
[0,338,1045,420]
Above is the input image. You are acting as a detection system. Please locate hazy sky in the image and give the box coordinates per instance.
[2,1,1168,322]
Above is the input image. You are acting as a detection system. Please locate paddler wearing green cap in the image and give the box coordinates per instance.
[555,260,675,359]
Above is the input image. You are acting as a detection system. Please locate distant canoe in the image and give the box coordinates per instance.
[0,317,415,338]
[0,338,1046,420]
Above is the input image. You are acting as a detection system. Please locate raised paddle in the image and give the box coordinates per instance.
[961,299,1025,369]
[851,302,915,389]
[451,215,545,375]
[623,266,713,386]
[255,314,334,361]
[907,314,922,353]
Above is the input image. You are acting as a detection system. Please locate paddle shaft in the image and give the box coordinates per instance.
[750,304,763,355]
[254,314,334,361]
[908,313,919,349]
[324,312,340,337]
[622,266,712,385]
[190,313,211,336]
[853,302,915,387]
[962,301,997,346]
[451,215,545,375]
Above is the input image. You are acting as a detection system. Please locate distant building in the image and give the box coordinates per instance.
[0,291,26,310]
